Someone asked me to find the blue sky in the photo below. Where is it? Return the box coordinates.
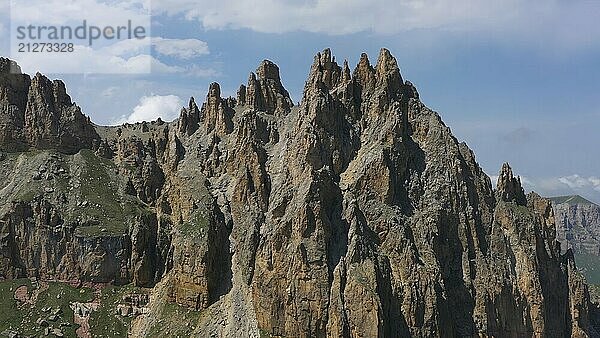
[1,0,599,202]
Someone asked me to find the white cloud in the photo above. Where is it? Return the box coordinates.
[153,38,209,59]
[113,95,183,125]
[102,37,210,59]
[8,0,154,74]
[153,0,600,51]
[558,175,600,192]
[4,1,212,75]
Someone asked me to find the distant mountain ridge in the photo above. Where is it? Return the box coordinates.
[551,195,598,206]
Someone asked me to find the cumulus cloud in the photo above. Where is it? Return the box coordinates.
[152,0,600,51]
[113,95,183,125]
[8,0,152,74]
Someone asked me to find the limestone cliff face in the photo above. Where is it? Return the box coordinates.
[0,50,597,337]
[551,196,600,255]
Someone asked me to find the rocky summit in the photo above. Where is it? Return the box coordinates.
[0,50,598,337]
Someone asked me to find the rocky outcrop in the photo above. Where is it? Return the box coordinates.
[0,52,597,338]
[0,65,99,153]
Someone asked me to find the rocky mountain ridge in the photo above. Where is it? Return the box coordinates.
[0,50,598,337]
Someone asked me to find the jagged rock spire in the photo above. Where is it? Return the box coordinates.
[341,60,351,83]
[178,97,200,136]
[353,53,376,93]
[245,72,260,109]
[305,48,344,92]
[237,84,247,104]
[300,48,416,125]
[52,79,72,107]
[243,60,293,115]
[201,82,234,135]
[0,59,30,149]
[496,163,527,205]
[375,48,403,99]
